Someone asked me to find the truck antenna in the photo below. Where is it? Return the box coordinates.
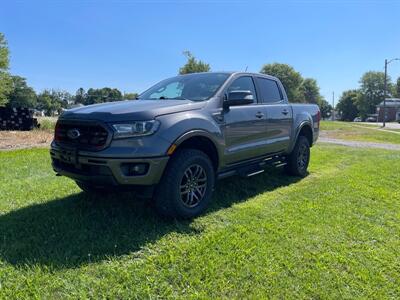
[245,66,248,72]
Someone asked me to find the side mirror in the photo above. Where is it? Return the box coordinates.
[223,90,254,109]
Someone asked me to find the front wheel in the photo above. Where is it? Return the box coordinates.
[154,149,215,219]
[285,136,310,177]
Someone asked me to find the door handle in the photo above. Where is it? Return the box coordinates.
[282,109,289,115]
[255,112,264,119]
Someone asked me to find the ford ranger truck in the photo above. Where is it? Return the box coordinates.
[50,72,320,218]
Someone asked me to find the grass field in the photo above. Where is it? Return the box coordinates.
[0,145,399,298]
[321,121,400,144]
[37,116,57,130]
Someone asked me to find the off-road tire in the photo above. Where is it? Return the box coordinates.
[285,135,310,177]
[154,149,215,219]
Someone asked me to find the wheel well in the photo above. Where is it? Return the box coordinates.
[176,136,219,170]
[298,125,313,146]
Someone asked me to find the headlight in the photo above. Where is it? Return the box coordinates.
[111,120,160,139]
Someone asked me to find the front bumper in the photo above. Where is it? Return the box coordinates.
[50,144,169,186]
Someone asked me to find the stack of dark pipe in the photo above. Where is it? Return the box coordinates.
[0,107,39,131]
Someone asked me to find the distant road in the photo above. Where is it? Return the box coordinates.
[319,137,400,150]
[359,122,400,130]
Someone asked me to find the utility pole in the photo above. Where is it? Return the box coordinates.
[383,58,400,127]
[332,91,335,121]
[383,59,387,127]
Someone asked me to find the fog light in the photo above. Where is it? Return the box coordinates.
[132,164,146,174]
[121,163,149,176]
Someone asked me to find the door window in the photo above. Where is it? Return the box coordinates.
[227,76,257,103]
[256,77,282,103]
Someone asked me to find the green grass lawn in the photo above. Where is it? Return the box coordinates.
[321,121,400,144]
[1,146,400,298]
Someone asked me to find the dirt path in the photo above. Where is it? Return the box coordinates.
[358,122,400,130]
[0,130,53,151]
[318,137,400,151]
[353,125,400,135]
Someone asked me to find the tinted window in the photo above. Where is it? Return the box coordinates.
[227,76,257,102]
[149,82,183,99]
[256,78,282,103]
[139,73,230,101]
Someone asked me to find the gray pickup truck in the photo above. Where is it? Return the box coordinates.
[51,72,320,218]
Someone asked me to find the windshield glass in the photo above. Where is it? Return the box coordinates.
[138,73,230,101]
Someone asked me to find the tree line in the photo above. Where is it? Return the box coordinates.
[4,75,138,116]
[336,72,400,121]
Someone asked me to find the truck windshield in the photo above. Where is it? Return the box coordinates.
[138,73,230,101]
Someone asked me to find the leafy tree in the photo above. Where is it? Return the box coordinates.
[298,78,330,118]
[299,78,322,104]
[0,73,12,107]
[395,77,400,98]
[37,90,60,116]
[0,33,12,106]
[85,88,123,105]
[123,92,138,100]
[260,63,302,102]
[356,71,392,119]
[7,75,37,108]
[0,33,8,70]
[53,90,74,109]
[336,90,360,121]
[36,89,72,115]
[74,88,132,104]
[179,51,210,75]
[75,88,86,104]
[106,88,122,102]
[318,98,332,119]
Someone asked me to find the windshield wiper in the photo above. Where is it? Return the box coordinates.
[158,96,190,101]
[172,96,190,100]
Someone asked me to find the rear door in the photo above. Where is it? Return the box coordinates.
[255,76,293,153]
[222,76,268,164]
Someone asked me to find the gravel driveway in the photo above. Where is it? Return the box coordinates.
[359,122,400,130]
[0,130,53,151]
[318,137,400,151]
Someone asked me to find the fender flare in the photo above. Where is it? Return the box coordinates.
[170,129,223,168]
[289,121,314,152]
[173,129,220,146]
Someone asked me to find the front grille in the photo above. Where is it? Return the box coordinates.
[55,120,110,150]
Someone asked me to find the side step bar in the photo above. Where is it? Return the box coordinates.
[246,169,265,177]
[218,155,287,180]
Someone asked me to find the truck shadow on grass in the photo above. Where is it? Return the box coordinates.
[0,169,302,269]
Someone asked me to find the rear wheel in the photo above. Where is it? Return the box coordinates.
[154,149,215,219]
[285,135,310,177]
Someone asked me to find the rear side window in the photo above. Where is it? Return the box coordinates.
[227,76,257,103]
[256,77,282,103]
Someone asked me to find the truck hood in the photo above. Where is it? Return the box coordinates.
[60,99,206,122]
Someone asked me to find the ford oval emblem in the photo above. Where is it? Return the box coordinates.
[67,128,81,139]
